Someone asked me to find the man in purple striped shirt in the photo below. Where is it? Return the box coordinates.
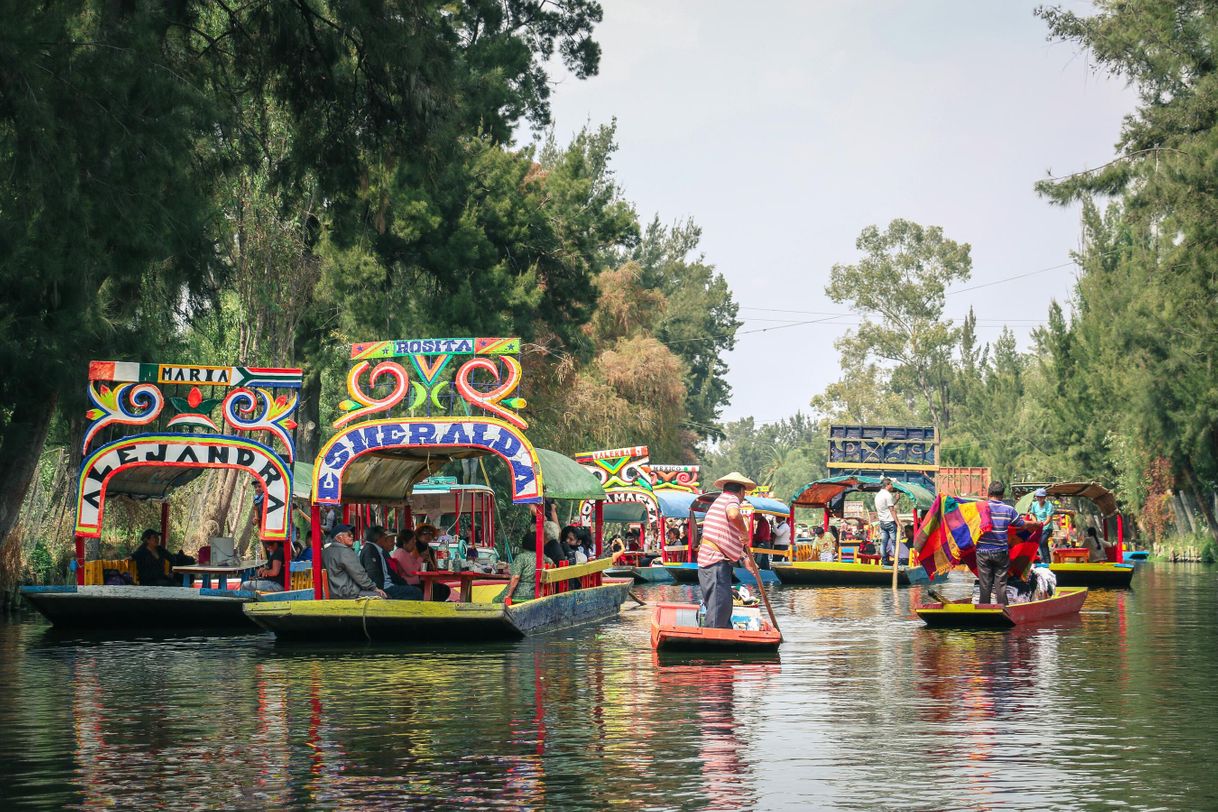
[976,480,1024,606]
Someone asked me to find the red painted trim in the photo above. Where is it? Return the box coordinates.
[535,507,545,597]
[74,535,85,586]
[311,504,323,599]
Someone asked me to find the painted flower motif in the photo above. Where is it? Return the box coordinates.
[168,386,222,430]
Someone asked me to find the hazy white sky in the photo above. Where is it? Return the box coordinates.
[535,1,1135,426]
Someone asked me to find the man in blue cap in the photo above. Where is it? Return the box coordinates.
[1029,488,1056,563]
[322,523,386,599]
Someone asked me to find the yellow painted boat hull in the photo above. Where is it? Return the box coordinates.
[772,561,915,586]
[243,580,632,642]
[1049,563,1134,588]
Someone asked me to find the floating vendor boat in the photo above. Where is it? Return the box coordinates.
[1013,481,1135,588]
[244,337,631,642]
[650,601,782,652]
[21,358,310,631]
[773,475,937,587]
[915,586,1088,628]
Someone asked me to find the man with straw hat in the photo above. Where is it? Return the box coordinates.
[698,471,763,628]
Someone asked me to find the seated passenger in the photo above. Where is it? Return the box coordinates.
[360,525,423,600]
[322,524,385,599]
[816,527,838,562]
[408,530,451,602]
[560,525,586,564]
[576,526,595,560]
[1083,527,1110,562]
[390,528,416,578]
[131,529,178,586]
[495,531,555,603]
[240,540,287,592]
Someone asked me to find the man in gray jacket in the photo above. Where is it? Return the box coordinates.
[322,524,385,599]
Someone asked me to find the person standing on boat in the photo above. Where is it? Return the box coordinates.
[977,481,1025,606]
[875,478,899,565]
[772,514,791,565]
[698,472,763,629]
[322,524,386,600]
[1029,488,1056,563]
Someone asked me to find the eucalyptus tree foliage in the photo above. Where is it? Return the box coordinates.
[825,219,973,429]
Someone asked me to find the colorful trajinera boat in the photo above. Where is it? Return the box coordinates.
[915,586,1088,628]
[244,337,631,642]
[772,476,937,587]
[575,447,705,584]
[660,492,792,586]
[1013,481,1135,588]
[21,359,307,630]
[650,601,782,652]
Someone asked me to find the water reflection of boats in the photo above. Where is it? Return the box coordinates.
[246,337,630,643]
[916,587,1088,628]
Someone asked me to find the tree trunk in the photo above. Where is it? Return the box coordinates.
[1171,491,1193,535]
[0,389,58,553]
[1181,458,1218,542]
[297,365,323,464]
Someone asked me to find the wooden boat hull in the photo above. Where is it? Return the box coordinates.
[20,585,257,630]
[663,563,701,584]
[772,562,917,586]
[732,567,780,586]
[243,579,632,642]
[632,566,675,584]
[916,586,1088,628]
[650,602,781,652]
[1049,562,1135,588]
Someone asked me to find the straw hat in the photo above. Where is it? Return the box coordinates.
[713,471,757,490]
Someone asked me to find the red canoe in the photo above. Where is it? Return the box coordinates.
[650,602,782,651]
[915,586,1088,628]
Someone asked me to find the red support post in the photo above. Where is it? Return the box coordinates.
[74,534,85,586]
[535,505,545,597]
[822,508,831,531]
[311,504,324,600]
[471,492,479,549]
[594,500,604,557]
[160,502,170,549]
[659,515,667,563]
[688,510,696,563]
[1116,514,1124,564]
[404,505,413,531]
[342,504,351,524]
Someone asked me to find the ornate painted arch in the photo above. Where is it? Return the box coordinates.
[76,433,293,540]
[312,417,543,505]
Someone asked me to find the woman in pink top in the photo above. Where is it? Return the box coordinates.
[391,529,422,585]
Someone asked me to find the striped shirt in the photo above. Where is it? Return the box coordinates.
[698,492,747,567]
[978,500,1024,552]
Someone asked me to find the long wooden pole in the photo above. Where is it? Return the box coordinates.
[753,565,781,637]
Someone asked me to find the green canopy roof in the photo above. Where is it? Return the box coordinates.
[790,475,935,511]
[536,448,607,501]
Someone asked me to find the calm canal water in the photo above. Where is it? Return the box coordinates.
[1,562,1215,810]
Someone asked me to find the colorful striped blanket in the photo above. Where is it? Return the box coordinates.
[914,495,1042,579]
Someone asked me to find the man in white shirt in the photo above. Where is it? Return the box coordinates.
[772,515,791,561]
[874,479,899,564]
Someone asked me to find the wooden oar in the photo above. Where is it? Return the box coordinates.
[749,566,782,637]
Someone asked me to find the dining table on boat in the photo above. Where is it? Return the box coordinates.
[172,564,257,589]
[407,570,509,602]
[1051,548,1091,563]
